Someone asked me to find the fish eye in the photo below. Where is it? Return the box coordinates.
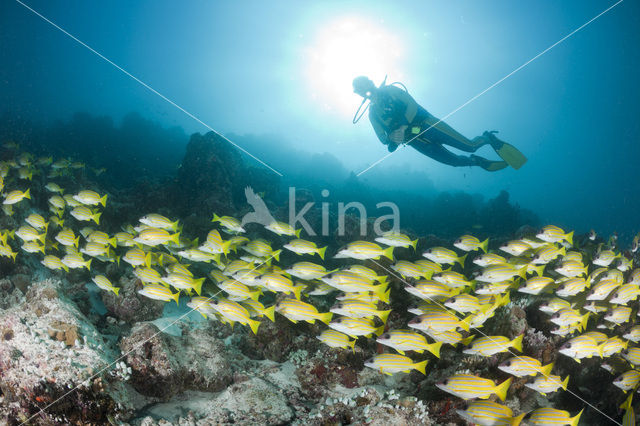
[442,379,449,386]
[382,333,390,339]
[505,361,511,366]
[566,343,572,348]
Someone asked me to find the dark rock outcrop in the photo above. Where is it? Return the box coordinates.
[120,322,232,399]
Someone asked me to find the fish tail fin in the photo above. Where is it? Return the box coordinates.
[517,265,528,279]
[457,253,468,266]
[383,246,394,261]
[380,288,391,304]
[99,193,107,207]
[113,287,120,296]
[570,409,583,426]
[44,221,49,233]
[566,231,574,246]
[461,334,475,345]
[61,264,69,272]
[108,236,116,248]
[193,278,205,296]
[221,240,232,255]
[558,246,566,257]
[24,188,31,199]
[428,341,443,358]
[411,238,418,251]
[10,251,17,262]
[85,259,92,270]
[93,211,102,225]
[170,232,181,245]
[212,213,220,222]
[378,309,392,324]
[172,291,180,305]
[144,252,152,268]
[561,375,570,390]
[540,361,554,376]
[510,413,526,426]
[581,312,590,332]
[621,392,633,410]
[37,232,46,244]
[413,360,428,375]
[478,238,488,253]
[374,283,389,302]
[500,291,511,306]
[459,315,472,332]
[495,377,512,402]
[349,338,356,353]
[263,305,275,322]
[294,228,301,238]
[374,325,385,337]
[317,246,327,260]
[511,334,524,352]
[533,264,545,276]
[478,302,493,314]
[292,285,302,300]
[319,312,333,325]
[38,244,45,254]
[249,288,263,301]
[171,220,180,231]
[272,249,281,262]
[73,236,79,248]
[248,318,260,335]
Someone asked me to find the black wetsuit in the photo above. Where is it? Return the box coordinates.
[368,85,488,167]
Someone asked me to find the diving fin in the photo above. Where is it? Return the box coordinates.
[485,131,527,169]
[470,154,508,172]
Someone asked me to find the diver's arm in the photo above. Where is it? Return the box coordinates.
[370,114,392,146]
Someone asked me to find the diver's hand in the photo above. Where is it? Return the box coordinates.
[388,125,407,145]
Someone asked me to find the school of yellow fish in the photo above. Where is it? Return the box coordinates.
[2,144,640,425]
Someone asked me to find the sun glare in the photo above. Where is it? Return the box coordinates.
[304,16,406,116]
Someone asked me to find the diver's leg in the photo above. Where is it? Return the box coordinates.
[419,118,488,153]
[411,139,507,171]
[410,140,476,167]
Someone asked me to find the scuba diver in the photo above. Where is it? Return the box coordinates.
[352,76,527,171]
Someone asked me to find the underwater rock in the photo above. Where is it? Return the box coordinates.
[238,316,298,362]
[136,377,293,426]
[211,377,293,425]
[173,131,279,218]
[0,279,123,424]
[9,273,31,294]
[102,273,164,323]
[295,347,365,401]
[0,278,22,310]
[120,322,232,400]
